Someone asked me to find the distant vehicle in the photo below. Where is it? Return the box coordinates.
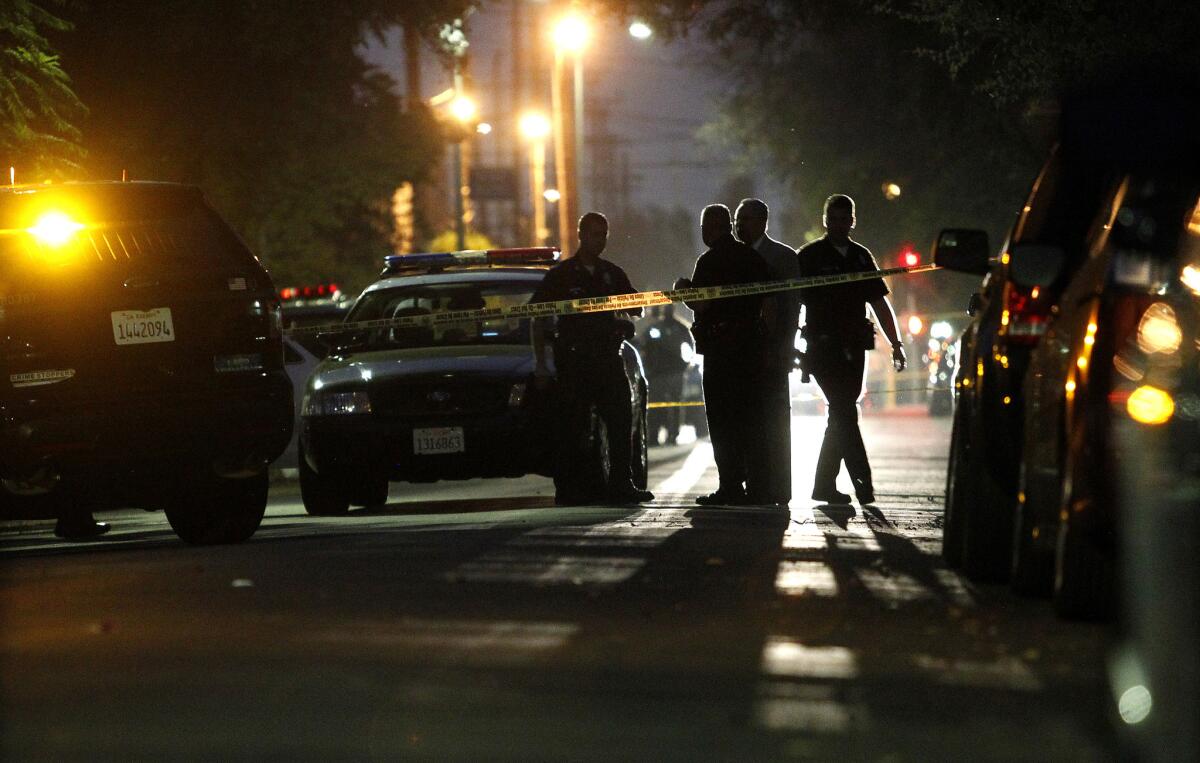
[0,182,292,543]
[925,322,958,417]
[935,146,1116,581]
[277,285,351,470]
[297,248,650,515]
[1014,171,1200,618]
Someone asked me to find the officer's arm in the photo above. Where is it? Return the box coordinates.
[868,296,901,347]
[869,295,907,371]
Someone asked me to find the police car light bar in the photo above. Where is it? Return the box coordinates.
[384,247,560,272]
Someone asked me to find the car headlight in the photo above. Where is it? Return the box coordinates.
[302,390,372,416]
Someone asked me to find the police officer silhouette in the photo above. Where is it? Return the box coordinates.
[530,212,655,506]
[797,194,906,506]
[675,204,773,505]
[735,198,801,505]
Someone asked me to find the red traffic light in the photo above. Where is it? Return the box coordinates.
[900,248,921,268]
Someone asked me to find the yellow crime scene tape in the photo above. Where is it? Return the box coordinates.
[284,263,943,338]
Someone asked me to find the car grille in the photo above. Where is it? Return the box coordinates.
[372,381,509,417]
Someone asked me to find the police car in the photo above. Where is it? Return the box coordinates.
[0,181,293,543]
[297,248,650,515]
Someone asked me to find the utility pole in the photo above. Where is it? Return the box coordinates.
[511,0,525,244]
[552,46,578,255]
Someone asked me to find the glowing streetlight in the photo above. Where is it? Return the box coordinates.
[544,188,561,203]
[883,182,902,200]
[475,122,492,135]
[449,95,477,124]
[628,21,653,40]
[553,15,590,52]
[520,111,552,246]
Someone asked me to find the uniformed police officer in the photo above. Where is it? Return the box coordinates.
[797,194,906,506]
[637,304,693,445]
[735,198,801,506]
[530,212,654,506]
[675,204,773,505]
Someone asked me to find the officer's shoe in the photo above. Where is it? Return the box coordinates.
[696,489,745,506]
[53,517,111,540]
[609,484,654,505]
[811,488,852,505]
[855,487,876,506]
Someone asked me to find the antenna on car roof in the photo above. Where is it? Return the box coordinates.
[9,167,13,186]
[121,169,128,182]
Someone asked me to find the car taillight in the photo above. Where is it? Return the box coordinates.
[999,284,1051,345]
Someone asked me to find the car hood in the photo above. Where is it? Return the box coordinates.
[310,344,539,392]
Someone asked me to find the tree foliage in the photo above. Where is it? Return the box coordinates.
[52,0,467,290]
[0,0,85,177]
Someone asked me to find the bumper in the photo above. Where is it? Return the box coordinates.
[1,372,294,482]
[302,408,553,482]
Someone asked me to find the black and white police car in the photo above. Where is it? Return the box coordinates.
[296,248,650,515]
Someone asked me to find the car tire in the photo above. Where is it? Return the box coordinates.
[165,471,268,545]
[350,472,389,508]
[1010,488,1054,596]
[1053,422,1114,620]
[1054,514,1114,620]
[299,445,350,516]
[632,401,649,490]
[959,409,1014,583]
[942,406,969,568]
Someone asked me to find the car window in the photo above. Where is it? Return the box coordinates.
[283,307,349,357]
[347,280,537,349]
[1013,152,1119,259]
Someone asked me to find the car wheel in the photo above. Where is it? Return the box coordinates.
[632,401,649,490]
[1053,423,1114,620]
[165,471,268,545]
[350,472,389,508]
[959,409,1014,583]
[299,445,350,516]
[1010,467,1054,596]
[942,406,969,568]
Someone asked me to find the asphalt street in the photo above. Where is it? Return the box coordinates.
[0,411,1116,761]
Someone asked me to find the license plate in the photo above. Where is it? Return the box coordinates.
[413,427,465,455]
[111,308,175,345]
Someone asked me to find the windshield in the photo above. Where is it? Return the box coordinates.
[345,279,538,350]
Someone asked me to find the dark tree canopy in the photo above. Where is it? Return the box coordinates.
[51,0,468,290]
[0,0,85,177]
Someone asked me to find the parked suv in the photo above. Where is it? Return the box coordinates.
[0,182,292,543]
[935,149,1115,580]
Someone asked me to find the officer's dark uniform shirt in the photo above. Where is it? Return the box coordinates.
[529,257,638,348]
[796,236,888,343]
[690,234,770,330]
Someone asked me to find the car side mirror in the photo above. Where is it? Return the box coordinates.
[932,229,991,275]
[1008,243,1066,288]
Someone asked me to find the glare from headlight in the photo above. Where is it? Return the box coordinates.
[1136,302,1182,355]
[303,390,371,416]
[27,211,84,247]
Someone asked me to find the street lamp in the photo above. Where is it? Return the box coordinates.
[551,12,589,254]
[448,94,478,250]
[519,111,551,247]
[628,21,652,40]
